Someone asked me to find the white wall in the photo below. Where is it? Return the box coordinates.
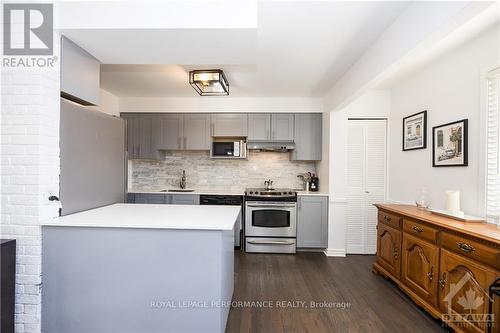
[88,89,120,116]
[387,25,499,216]
[323,1,492,112]
[119,97,323,114]
[316,111,330,192]
[325,90,390,256]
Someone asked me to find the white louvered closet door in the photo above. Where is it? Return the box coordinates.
[346,119,387,254]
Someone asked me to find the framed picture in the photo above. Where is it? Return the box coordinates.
[402,110,427,151]
[432,119,468,167]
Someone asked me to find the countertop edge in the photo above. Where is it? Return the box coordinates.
[374,203,500,245]
[128,189,329,196]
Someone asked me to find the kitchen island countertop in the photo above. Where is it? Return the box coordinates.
[43,203,241,230]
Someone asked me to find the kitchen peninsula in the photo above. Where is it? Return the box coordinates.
[41,203,241,333]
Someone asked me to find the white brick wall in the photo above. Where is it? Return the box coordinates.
[1,32,61,333]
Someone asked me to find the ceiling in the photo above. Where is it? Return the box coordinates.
[86,2,411,97]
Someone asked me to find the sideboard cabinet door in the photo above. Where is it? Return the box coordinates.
[401,233,439,306]
[438,249,498,333]
[376,223,401,279]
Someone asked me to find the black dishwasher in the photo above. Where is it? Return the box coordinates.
[200,195,243,248]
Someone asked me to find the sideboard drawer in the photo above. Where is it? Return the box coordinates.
[378,211,402,229]
[441,232,500,270]
[403,219,438,244]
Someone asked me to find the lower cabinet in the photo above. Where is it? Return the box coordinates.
[376,222,401,278]
[127,193,200,205]
[402,233,439,306]
[132,193,167,204]
[374,205,500,333]
[297,195,328,248]
[170,194,200,205]
[438,249,498,333]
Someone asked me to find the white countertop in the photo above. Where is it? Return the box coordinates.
[296,191,329,196]
[128,189,245,196]
[128,189,328,196]
[43,203,241,231]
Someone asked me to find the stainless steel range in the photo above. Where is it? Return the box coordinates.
[244,187,297,254]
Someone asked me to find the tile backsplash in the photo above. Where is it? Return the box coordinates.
[129,151,316,191]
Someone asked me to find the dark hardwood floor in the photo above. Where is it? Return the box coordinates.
[226,252,450,333]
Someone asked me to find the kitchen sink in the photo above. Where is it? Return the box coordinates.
[165,189,195,193]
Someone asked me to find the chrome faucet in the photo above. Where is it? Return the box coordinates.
[180,170,187,189]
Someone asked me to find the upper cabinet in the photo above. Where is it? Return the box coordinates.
[211,114,248,137]
[157,114,183,150]
[121,112,322,160]
[247,113,294,142]
[61,36,100,106]
[122,114,159,160]
[248,114,271,141]
[292,113,322,161]
[183,114,211,150]
[271,113,294,141]
[156,114,210,150]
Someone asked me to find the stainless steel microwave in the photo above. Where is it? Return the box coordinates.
[211,140,247,159]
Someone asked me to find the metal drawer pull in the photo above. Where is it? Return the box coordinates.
[393,249,398,260]
[439,272,447,289]
[384,216,392,222]
[247,240,295,246]
[457,242,475,253]
[412,226,423,233]
[427,267,434,281]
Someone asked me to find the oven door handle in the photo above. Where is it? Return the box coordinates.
[247,240,295,245]
[246,204,296,208]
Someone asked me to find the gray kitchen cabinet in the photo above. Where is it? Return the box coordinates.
[292,113,322,161]
[183,114,210,150]
[122,113,159,160]
[156,114,210,150]
[297,195,328,248]
[247,113,271,141]
[132,194,167,204]
[61,36,100,106]
[271,113,294,141]
[170,194,200,205]
[211,114,248,137]
[157,114,183,150]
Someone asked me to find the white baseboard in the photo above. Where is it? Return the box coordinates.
[323,248,346,257]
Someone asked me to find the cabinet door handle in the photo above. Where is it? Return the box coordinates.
[393,248,398,260]
[412,225,423,233]
[266,129,270,140]
[427,267,434,281]
[439,272,447,289]
[457,242,475,253]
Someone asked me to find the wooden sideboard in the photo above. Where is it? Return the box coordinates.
[373,204,500,333]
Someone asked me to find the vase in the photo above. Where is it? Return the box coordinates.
[415,188,431,210]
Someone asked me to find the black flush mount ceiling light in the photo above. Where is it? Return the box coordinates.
[189,69,229,96]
